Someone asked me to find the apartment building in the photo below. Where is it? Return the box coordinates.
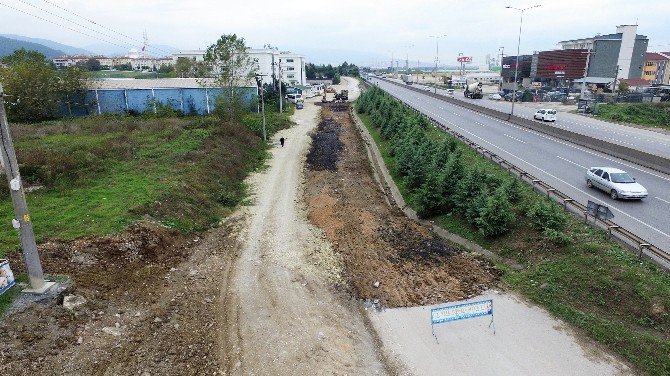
[643,52,670,85]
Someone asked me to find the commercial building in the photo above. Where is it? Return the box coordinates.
[643,52,670,85]
[558,25,648,85]
[529,49,588,88]
[500,55,533,90]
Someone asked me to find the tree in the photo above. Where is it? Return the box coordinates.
[204,34,257,121]
[0,49,89,122]
[175,57,194,77]
[59,67,90,116]
[476,188,516,237]
[618,81,630,93]
[332,72,341,85]
[77,58,101,71]
[0,50,59,122]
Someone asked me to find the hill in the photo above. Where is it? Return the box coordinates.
[0,36,65,60]
[1,34,91,55]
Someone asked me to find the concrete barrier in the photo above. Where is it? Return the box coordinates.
[380,79,670,175]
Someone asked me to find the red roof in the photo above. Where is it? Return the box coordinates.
[646,52,670,60]
[620,78,650,87]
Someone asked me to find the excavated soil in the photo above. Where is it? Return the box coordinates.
[305,102,500,308]
[1,219,242,375]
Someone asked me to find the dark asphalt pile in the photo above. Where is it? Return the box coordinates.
[306,114,343,171]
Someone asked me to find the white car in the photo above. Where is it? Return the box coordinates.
[488,93,502,100]
[534,109,557,122]
[445,89,455,95]
[585,167,648,200]
[424,86,432,91]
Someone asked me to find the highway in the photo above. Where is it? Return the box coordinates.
[370,77,670,257]
[400,80,670,159]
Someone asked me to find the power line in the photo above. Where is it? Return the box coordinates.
[39,0,174,56]
[0,1,130,51]
[16,0,140,53]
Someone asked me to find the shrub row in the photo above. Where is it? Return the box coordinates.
[357,86,567,238]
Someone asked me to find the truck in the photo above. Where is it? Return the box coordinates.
[401,74,414,85]
[464,82,483,99]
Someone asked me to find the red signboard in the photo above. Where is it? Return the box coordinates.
[457,56,472,63]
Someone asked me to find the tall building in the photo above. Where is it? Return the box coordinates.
[558,25,648,82]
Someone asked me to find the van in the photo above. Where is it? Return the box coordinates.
[286,93,302,104]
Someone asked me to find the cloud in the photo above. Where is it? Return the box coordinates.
[0,0,668,64]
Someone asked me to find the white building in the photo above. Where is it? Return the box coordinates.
[171,48,307,87]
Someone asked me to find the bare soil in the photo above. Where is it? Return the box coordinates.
[1,220,242,375]
[304,102,500,308]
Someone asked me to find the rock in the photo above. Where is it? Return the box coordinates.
[540,283,549,289]
[102,326,122,336]
[154,317,163,323]
[373,281,380,288]
[77,336,83,345]
[63,294,87,311]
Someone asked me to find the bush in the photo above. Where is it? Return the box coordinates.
[477,188,516,237]
[526,199,567,231]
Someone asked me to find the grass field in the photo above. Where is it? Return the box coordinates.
[597,102,670,129]
[358,100,670,375]
[0,109,292,313]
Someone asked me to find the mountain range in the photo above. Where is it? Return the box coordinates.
[0,34,180,59]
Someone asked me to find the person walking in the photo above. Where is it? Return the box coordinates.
[280,137,285,147]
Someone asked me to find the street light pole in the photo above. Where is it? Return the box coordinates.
[506,4,541,119]
[429,35,447,93]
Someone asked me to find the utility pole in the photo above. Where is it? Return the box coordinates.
[277,59,283,113]
[498,47,505,91]
[255,75,267,141]
[0,84,53,293]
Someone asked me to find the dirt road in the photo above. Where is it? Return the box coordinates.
[218,90,387,374]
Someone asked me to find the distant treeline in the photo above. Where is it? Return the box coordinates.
[305,62,359,82]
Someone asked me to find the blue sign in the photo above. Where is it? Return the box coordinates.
[0,259,16,296]
[431,299,493,324]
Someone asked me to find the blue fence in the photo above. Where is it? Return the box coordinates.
[67,87,258,116]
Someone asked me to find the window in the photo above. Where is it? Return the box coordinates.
[287,74,295,78]
[286,67,295,71]
[286,59,294,63]
[602,172,609,181]
[645,61,654,66]
[594,169,603,177]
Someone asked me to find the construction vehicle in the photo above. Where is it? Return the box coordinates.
[464,82,483,99]
[325,85,337,94]
[335,89,349,101]
[401,74,414,85]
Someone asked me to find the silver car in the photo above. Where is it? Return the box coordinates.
[585,167,648,200]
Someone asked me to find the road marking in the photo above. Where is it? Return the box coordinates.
[379,80,670,182]
[428,114,670,240]
[655,197,670,205]
[557,156,587,169]
[504,134,526,144]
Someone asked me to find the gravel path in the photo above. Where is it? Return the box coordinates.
[219,89,386,375]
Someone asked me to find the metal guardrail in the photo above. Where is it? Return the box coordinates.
[362,79,670,267]
[378,78,670,175]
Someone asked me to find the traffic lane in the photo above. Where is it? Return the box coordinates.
[443,89,670,157]
[372,79,670,251]
[412,84,670,233]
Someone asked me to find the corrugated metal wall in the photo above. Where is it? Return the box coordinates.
[74,87,257,116]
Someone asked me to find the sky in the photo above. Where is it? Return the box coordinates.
[1,0,669,66]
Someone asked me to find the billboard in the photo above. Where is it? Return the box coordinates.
[457,56,473,63]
